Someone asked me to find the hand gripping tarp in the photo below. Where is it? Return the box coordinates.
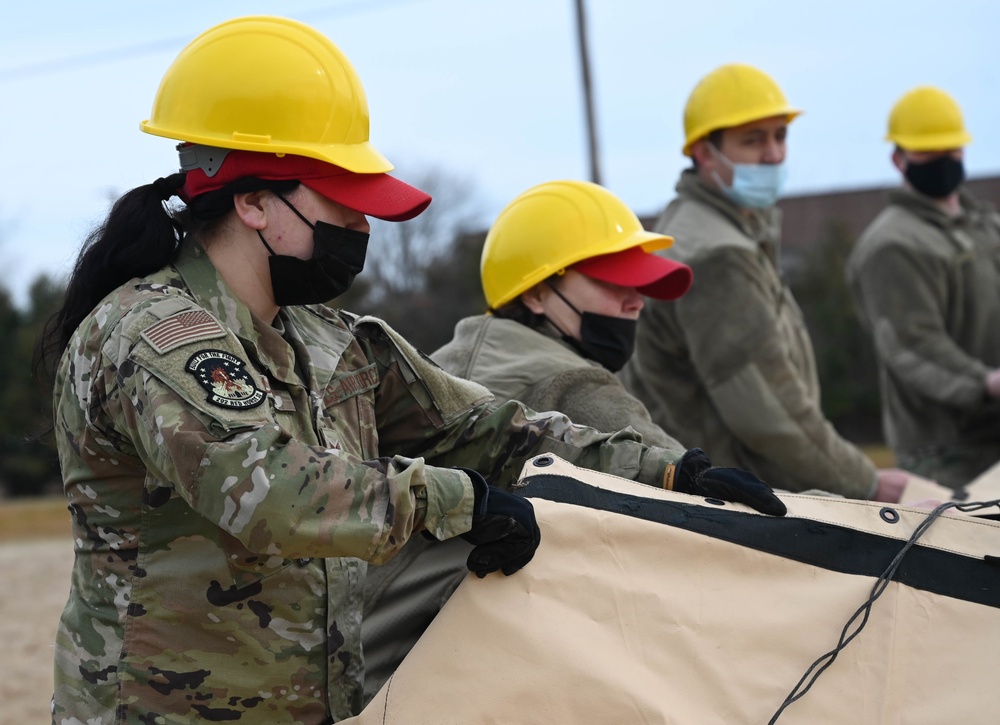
[346,454,1000,724]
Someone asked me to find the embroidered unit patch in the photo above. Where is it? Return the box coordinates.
[141,310,226,354]
[186,349,265,409]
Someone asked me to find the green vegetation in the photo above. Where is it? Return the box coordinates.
[0,178,888,498]
[0,276,63,498]
[789,220,883,444]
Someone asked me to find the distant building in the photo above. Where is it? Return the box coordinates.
[639,174,1000,279]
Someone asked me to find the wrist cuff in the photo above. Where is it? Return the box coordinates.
[663,464,678,491]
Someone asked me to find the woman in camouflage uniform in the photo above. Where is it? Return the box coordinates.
[35,17,784,725]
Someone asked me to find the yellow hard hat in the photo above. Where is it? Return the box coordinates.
[682,63,802,156]
[140,16,391,173]
[481,180,685,309]
[886,86,972,151]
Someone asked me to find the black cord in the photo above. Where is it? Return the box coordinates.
[768,498,1000,724]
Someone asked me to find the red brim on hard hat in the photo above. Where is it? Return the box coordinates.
[180,149,431,221]
[572,245,693,301]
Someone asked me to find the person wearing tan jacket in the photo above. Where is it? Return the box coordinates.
[361,180,786,703]
[848,87,1000,490]
[623,63,905,502]
[433,181,693,449]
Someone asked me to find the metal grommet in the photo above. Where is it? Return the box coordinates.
[704,497,726,506]
[879,507,900,524]
[533,456,554,467]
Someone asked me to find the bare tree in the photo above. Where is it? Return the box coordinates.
[363,167,483,296]
[339,165,489,351]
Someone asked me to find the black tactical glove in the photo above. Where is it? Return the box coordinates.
[668,448,787,517]
[458,468,541,578]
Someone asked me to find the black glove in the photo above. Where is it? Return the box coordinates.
[458,468,541,578]
[671,448,787,517]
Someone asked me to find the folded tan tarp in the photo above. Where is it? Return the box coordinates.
[900,469,999,518]
[966,459,1000,502]
[899,473,956,506]
[346,455,1000,724]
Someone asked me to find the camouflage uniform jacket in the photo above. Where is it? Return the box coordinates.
[847,188,1000,486]
[431,314,684,450]
[51,239,685,724]
[623,170,877,498]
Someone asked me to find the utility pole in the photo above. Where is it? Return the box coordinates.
[573,0,602,185]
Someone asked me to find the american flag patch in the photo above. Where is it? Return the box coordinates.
[140,309,226,354]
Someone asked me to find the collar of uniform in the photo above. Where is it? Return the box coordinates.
[886,186,987,230]
[277,306,358,393]
[675,169,784,264]
[173,239,260,342]
[174,240,359,394]
[460,315,600,403]
[675,169,783,246]
[172,237,290,383]
[531,318,597,360]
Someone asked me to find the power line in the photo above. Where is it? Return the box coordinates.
[0,0,428,82]
[0,38,187,82]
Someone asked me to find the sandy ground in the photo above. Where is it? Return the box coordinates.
[0,536,72,723]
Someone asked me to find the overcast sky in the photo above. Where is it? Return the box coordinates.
[2,0,998,306]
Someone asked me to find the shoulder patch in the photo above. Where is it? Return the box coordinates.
[141,309,226,354]
[186,349,265,409]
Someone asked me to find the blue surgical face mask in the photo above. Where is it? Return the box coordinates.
[710,148,788,209]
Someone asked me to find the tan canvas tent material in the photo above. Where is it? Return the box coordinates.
[899,473,957,506]
[900,469,998,518]
[346,455,1000,725]
[965,459,1000,502]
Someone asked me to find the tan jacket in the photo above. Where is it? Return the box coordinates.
[847,188,1000,487]
[624,171,877,498]
[360,315,688,704]
[432,314,684,450]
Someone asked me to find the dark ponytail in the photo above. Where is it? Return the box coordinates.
[33,174,301,385]
[33,173,186,384]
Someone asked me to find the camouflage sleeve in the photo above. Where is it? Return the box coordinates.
[676,250,876,498]
[352,318,687,491]
[849,243,990,408]
[427,400,687,492]
[104,320,474,565]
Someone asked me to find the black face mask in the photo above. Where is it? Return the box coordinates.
[546,283,638,373]
[904,155,965,199]
[258,195,369,306]
[573,313,638,373]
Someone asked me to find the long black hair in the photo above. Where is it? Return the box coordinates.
[33,173,299,386]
